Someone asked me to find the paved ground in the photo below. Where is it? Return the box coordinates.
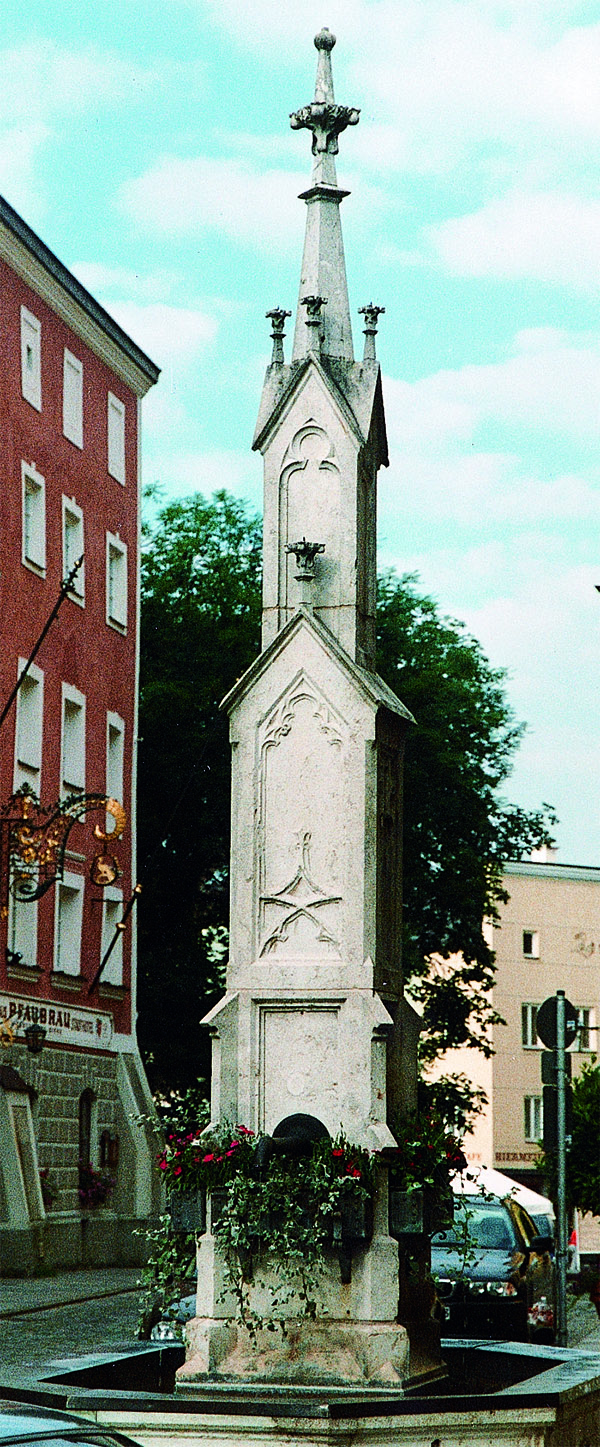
[0,1268,143,1372]
[0,1268,599,1378]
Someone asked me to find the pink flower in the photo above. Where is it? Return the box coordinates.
[174,1166,182,1176]
[236,1125,254,1136]
[159,1161,167,1172]
[202,1153,215,1163]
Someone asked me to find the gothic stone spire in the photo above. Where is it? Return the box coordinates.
[290,29,359,361]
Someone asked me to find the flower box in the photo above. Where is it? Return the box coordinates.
[389,1184,454,1239]
[389,1187,425,1237]
[168,1188,206,1234]
[335,1194,373,1246]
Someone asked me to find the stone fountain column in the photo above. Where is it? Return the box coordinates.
[178,28,422,1390]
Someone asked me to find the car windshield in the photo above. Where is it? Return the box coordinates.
[432,1200,516,1251]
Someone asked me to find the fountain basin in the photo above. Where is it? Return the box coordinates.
[1,1340,600,1446]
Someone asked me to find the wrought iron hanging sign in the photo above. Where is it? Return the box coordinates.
[0,789,126,916]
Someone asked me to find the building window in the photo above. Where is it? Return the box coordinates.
[576,1008,595,1053]
[521,1003,540,1049]
[20,306,41,411]
[13,660,43,795]
[8,891,38,971]
[54,872,84,975]
[101,888,123,986]
[62,497,84,600]
[22,462,46,573]
[63,349,83,448]
[524,1095,543,1142]
[106,534,127,631]
[523,930,540,958]
[61,684,86,797]
[106,712,124,803]
[107,392,125,483]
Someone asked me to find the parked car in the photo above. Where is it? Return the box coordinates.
[432,1193,555,1342]
[452,1164,555,1241]
[0,1402,142,1447]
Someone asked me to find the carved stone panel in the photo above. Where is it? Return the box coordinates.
[258,1003,341,1134]
[257,679,346,961]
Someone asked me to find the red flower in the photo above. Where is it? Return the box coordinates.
[202,1153,215,1163]
[174,1166,182,1176]
[332,1148,344,1158]
[236,1125,254,1136]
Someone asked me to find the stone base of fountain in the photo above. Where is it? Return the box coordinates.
[178,1316,412,1387]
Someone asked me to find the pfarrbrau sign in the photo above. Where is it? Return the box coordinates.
[0,992,113,1049]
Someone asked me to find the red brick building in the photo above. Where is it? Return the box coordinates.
[0,194,162,1272]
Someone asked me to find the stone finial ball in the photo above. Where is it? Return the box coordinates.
[314,27,336,50]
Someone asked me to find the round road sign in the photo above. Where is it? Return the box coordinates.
[536,995,579,1050]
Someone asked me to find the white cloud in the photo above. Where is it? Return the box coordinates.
[0,125,50,221]
[142,447,261,504]
[200,0,600,187]
[0,40,149,122]
[384,330,600,453]
[120,154,304,249]
[429,192,600,289]
[72,262,182,303]
[104,301,218,371]
[0,40,151,217]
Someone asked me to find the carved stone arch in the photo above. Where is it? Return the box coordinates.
[278,420,341,614]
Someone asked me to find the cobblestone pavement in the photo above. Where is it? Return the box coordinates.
[0,1269,598,1383]
[0,1269,143,1374]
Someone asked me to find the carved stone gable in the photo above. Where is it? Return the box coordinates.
[257,675,346,960]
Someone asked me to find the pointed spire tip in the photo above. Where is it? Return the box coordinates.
[314,28,336,51]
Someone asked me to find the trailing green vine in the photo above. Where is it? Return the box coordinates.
[156,1121,375,1335]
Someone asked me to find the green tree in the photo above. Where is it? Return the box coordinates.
[137,489,261,1093]
[568,1062,600,1216]
[376,573,556,1072]
[137,491,555,1098]
[540,1060,600,1217]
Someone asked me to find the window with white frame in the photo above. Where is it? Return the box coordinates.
[13,661,43,795]
[101,887,123,986]
[521,1003,540,1049]
[22,462,46,573]
[62,496,84,600]
[576,1007,595,1052]
[63,349,83,448]
[8,890,38,971]
[106,712,124,804]
[20,306,41,410]
[107,392,125,483]
[61,684,86,796]
[106,534,127,630]
[523,930,540,958]
[524,1095,543,1142]
[54,872,84,975]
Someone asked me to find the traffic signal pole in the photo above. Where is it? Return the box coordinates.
[556,989,568,1347]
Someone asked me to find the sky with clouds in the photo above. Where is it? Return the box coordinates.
[5,0,600,863]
